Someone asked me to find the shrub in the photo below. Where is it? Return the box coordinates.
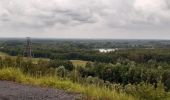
[49,59,74,71]
[0,67,24,82]
[56,66,66,77]
[124,82,168,100]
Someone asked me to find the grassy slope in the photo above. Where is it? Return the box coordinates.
[0,67,136,100]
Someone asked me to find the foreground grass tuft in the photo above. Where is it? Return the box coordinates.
[0,67,135,100]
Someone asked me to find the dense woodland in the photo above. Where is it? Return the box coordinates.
[0,38,170,99]
[1,39,170,63]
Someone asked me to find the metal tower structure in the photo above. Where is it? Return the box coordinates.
[23,37,32,57]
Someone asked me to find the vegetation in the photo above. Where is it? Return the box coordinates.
[70,60,88,67]
[0,39,170,100]
[0,56,169,100]
[0,51,9,56]
[0,67,136,100]
[1,39,170,63]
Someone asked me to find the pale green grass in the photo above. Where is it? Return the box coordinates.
[0,67,136,100]
[0,52,9,56]
[70,60,88,67]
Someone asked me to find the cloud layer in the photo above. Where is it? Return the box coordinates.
[0,0,170,39]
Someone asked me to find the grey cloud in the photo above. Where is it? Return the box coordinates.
[0,0,170,39]
[0,0,98,28]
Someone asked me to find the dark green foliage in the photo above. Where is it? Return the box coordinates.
[124,82,168,100]
[1,39,170,63]
[162,70,170,91]
[49,59,73,71]
[78,60,170,90]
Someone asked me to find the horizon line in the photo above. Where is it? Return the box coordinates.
[0,37,170,40]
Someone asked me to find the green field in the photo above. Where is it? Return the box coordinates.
[0,51,49,64]
[70,60,88,67]
[0,52,9,56]
[0,52,87,66]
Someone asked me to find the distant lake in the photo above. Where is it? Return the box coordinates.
[97,48,118,53]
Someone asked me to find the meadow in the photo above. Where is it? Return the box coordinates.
[70,60,88,67]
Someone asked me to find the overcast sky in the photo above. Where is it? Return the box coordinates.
[0,0,170,39]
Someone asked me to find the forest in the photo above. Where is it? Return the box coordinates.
[0,38,170,100]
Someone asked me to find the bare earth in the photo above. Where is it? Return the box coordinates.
[0,81,78,100]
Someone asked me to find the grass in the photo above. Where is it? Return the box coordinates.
[0,52,9,56]
[0,52,85,66]
[22,57,50,64]
[0,51,49,64]
[70,60,88,67]
[0,67,136,100]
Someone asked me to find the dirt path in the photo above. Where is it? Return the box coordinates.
[0,81,79,100]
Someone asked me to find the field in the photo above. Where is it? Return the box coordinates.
[0,52,9,56]
[0,51,89,67]
[0,52,87,66]
[70,60,88,67]
[0,52,49,64]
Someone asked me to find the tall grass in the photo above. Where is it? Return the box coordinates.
[0,67,136,100]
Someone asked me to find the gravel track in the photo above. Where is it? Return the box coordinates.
[0,81,79,100]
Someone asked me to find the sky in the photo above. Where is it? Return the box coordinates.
[0,0,170,39]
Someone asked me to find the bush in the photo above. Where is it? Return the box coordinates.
[55,66,66,77]
[49,59,73,71]
[124,82,168,100]
[0,68,24,82]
